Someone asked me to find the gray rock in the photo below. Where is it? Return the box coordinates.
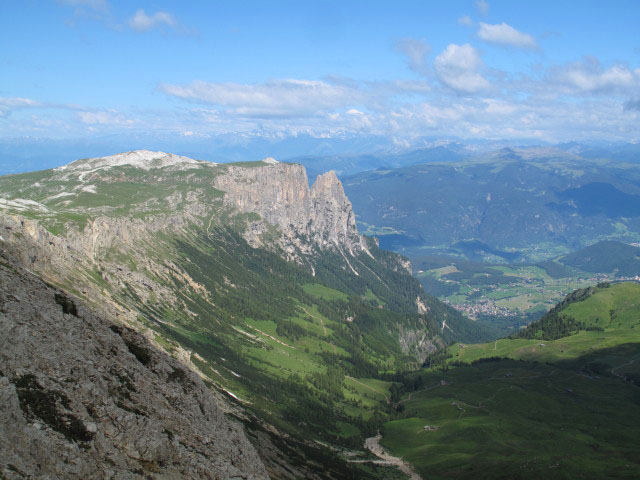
[213,164,368,258]
[0,253,268,480]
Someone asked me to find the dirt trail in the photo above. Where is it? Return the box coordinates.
[301,306,337,354]
[301,306,328,336]
[611,359,636,378]
[346,376,389,402]
[362,434,422,480]
[400,382,443,403]
[247,325,297,349]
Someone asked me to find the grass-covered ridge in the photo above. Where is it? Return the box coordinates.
[378,281,640,479]
[448,282,640,365]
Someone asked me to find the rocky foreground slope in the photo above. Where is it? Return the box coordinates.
[0,252,268,480]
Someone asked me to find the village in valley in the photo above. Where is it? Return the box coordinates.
[418,262,640,322]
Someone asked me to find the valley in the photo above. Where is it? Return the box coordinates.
[0,151,488,479]
[411,252,639,335]
[341,151,640,336]
[4,3,640,479]
[2,150,640,479]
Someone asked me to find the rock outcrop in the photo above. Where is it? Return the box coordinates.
[0,252,268,480]
[213,163,367,256]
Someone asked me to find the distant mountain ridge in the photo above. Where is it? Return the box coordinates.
[559,240,640,276]
[342,154,640,261]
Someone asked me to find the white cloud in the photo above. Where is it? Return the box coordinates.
[56,0,111,23]
[3,89,638,143]
[389,80,431,94]
[0,97,42,117]
[458,15,473,26]
[434,44,489,93]
[395,38,431,75]
[0,97,40,108]
[553,57,640,93]
[128,9,177,32]
[160,79,362,116]
[77,110,134,126]
[483,98,518,115]
[475,0,489,16]
[477,22,537,49]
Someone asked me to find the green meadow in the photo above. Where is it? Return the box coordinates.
[382,282,640,479]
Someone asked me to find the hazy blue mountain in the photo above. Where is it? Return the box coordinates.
[342,150,640,261]
[559,240,640,276]
[290,145,465,180]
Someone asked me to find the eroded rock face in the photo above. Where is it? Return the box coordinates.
[0,253,268,480]
[310,171,364,254]
[213,164,367,256]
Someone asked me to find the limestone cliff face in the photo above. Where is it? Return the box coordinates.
[213,164,368,257]
[310,171,364,254]
[0,252,268,480]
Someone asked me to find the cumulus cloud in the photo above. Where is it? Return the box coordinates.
[477,22,537,49]
[475,0,489,16]
[128,9,177,32]
[552,57,640,93]
[458,15,473,26]
[159,79,363,117]
[395,38,431,75]
[434,44,489,93]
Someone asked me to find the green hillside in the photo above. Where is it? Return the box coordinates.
[449,282,640,365]
[383,358,640,479]
[380,282,640,479]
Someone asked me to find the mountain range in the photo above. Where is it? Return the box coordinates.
[3,148,640,479]
[341,147,640,262]
[0,150,490,479]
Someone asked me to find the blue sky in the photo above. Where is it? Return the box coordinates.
[1,0,640,146]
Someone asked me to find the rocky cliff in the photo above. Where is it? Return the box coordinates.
[0,251,268,480]
[213,162,368,257]
[0,151,369,265]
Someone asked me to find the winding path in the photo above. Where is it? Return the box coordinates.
[611,359,636,378]
[346,376,389,402]
[301,305,337,354]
